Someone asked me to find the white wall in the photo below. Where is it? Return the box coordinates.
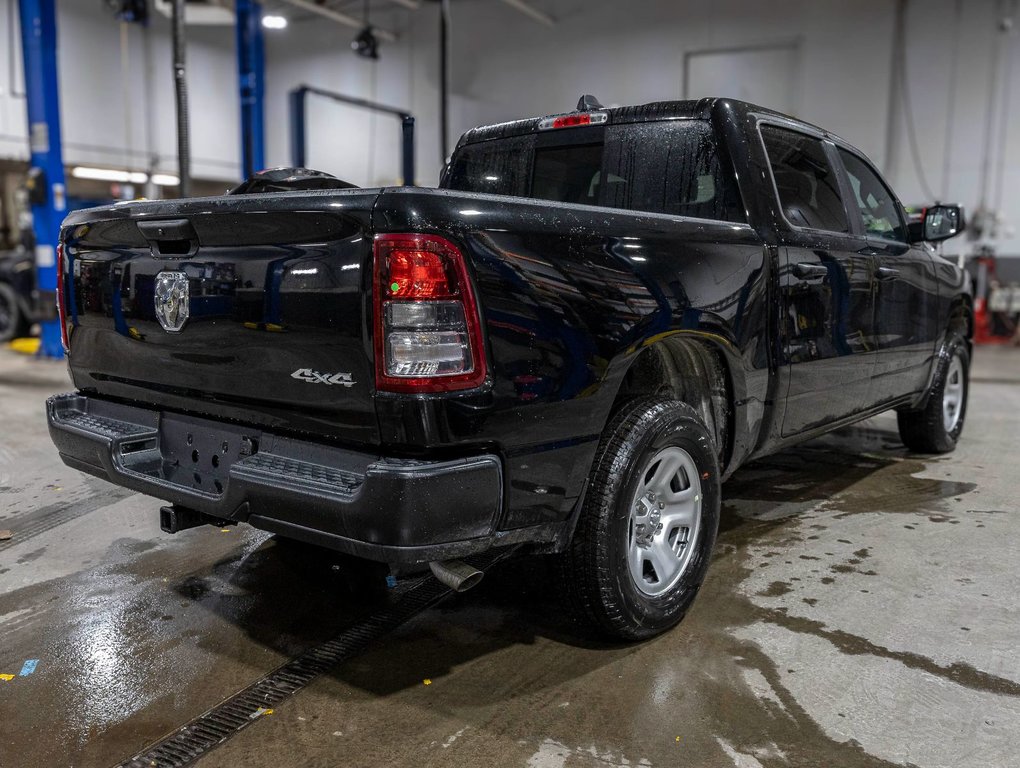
[425,0,1020,256]
[0,0,1016,254]
[0,0,240,180]
[261,3,481,187]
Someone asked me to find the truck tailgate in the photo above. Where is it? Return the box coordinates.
[62,191,381,445]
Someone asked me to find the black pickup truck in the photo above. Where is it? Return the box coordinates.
[47,98,970,639]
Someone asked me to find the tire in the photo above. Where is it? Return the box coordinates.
[0,283,23,344]
[897,335,969,454]
[557,398,721,641]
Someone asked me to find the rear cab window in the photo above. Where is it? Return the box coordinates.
[444,119,745,223]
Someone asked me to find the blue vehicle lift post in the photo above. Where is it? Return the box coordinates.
[235,0,266,179]
[18,0,66,359]
[289,85,415,185]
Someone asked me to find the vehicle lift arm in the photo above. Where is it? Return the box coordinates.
[289,85,415,186]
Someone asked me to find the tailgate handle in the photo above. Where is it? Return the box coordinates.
[876,266,900,282]
[137,219,197,256]
[792,262,829,280]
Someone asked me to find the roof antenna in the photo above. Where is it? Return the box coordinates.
[576,94,604,111]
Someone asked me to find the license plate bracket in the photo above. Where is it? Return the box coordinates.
[158,414,260,495]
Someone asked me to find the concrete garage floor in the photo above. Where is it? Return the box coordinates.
[1,348,1018,768]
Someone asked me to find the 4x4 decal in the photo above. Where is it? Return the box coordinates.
[290,369,356,387]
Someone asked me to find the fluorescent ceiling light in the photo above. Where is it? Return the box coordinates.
[150,173,180,186]
[72,166,147,184]
[262,14,287,29]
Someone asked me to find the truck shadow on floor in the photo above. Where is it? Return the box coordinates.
[167,418,951,702]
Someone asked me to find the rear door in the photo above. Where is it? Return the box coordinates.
[835,147,939,402]
[758,124,878,436]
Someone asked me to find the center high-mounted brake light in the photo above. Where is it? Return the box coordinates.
[538,111,608,131]
[373,234,487,393]
[56,242,70,353]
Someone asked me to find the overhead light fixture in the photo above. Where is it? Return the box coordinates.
[352,26,379,59]
[262,14,287,29]
[151,173,180,186]
[72,166,147,184]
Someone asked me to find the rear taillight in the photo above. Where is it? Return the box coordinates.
[373,234,487,393]
[56,242,69,353]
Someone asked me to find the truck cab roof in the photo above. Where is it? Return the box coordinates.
[456,97,844,150]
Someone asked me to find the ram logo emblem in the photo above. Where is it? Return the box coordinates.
[154,271,190,333]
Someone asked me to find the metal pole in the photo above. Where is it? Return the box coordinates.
[882,0,906,179]
[439,0,449,163]
[401,115,415,186]
[289,87,307,168]
[171,0,191,196]
[236,0,265,180]
[17,0,65,359]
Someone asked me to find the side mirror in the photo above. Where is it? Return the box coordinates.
[909,204,966,243]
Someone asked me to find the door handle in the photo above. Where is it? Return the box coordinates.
[876,266,900,281]
[793,262,829,279]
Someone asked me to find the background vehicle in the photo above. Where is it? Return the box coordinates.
[0,248,37,343]
[47,98,970,639]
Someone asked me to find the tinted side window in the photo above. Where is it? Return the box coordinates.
[838,148,907,242]
[761,125,848,232]
[444,135,532,197]
[602,121,745,222]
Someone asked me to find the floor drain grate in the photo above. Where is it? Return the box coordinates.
[114,552,507,768]
[0,487,135,554]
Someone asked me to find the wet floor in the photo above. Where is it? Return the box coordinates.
[1,347,1018,768]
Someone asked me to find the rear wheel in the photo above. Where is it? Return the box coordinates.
[897,335,969,453]
[557,398,721,640]
[0,283,23,344]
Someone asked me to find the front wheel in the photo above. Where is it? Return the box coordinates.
[557,398,721,640]
[897,335,969,453]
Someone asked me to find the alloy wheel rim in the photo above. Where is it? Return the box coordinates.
[943,355,964,433]
[627,446,703,597]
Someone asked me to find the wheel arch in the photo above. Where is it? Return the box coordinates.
[606,333,738,473]
[947,292,974,347]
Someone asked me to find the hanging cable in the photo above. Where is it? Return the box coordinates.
[978,0,1006,213]
[368,49,378,184]
[440,0,450,163]
[940,0,962,199]
[120,21,135,185]
[171,0,191,197]
[992,0,1016,214]
[895,0,937,201]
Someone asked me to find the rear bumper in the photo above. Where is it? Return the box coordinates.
[46,393,512,564]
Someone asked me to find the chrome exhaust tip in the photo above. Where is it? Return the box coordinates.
[428,559,484,592]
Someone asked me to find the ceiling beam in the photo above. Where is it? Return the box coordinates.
[277,0,398,42]
[498,0,555,26]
